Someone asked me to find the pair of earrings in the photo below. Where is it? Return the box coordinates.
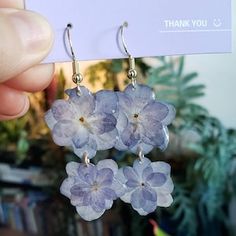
[45,22,175,221]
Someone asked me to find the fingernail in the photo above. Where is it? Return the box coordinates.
[9,10,54,54]
[0,96,29,120]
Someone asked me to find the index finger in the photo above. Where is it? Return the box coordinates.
[0,0,24,9]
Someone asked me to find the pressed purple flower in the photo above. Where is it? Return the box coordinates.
[115,84,176,154]
[60,159,125,221]
[116,157,174,215]
[45,86,118,158]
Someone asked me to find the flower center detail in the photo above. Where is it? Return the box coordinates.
[141,182,145,186]
[79,117,85,123]
[134,113,139,118]
[91,181,99,191]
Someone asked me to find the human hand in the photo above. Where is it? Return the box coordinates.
[0,0,54,120]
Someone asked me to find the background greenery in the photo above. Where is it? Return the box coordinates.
[0,56,236,236]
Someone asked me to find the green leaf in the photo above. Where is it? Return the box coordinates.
[177,56,184,77]
[182,72,198,84]
[111,60,122,73]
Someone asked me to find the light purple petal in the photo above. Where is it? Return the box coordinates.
[72,126,89,148]
[150,162,174,194]
[126,179,140,188]
[142,123,169,150]
[73,137,97,159]
[93,129,118,150]
[45,110,57,129]
[116,92,134,115]
[88,113,117,135]
[95,90,118,115]
[52,120,77,146]
[142,187,157,201]
[66,87,95,117]
[146,172,167,187]
[51,99,75,120]
[120,123,140,148]
[130,188,146,209]
[97,168,113,186]
[76,205,105,221]
[141,101,175,125]
[142,166,153,181]
[133,157,151,178]
[123,166,139,181]
[124,84,155,101]
[96,159,118,175]
[100,187,117,200]
[91,191,106,212]
[82,192,92,206]
[70,185,86,198]
[142,200,157,214]
[77,164,97,184]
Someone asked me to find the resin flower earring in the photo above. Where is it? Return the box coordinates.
[45,24,118,159]
[115,22,175,214]
[115,22,176,155]
[60,158,125,221]
[44,22,175,220]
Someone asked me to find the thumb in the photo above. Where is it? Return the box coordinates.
[0,8,54,82]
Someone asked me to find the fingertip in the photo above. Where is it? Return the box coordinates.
[0,9,54,82]
[5,63,55,92]
[0,95,29,121]
[0,84,30,118]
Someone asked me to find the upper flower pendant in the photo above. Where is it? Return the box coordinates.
[60,159,125,221]
[115,84,176,154]
[45,86,118,159]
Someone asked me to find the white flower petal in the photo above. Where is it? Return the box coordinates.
[120,189,135,203]
[156,193,173,207]
[96,159,118,174]
[73,137,97,158]
[150,161,171,175]
[44,110,57,129]
[130,142,154,155]
[93,129,118,150]
[133,157,151,177]
[60,177,74,198]
[111,178,127,197]
[65,162,79,176]
[76,205,105,221]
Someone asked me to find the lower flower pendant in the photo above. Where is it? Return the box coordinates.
[117,157,174,215]
[60,159,125,221]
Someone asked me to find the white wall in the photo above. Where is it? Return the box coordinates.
[185,0,236,128]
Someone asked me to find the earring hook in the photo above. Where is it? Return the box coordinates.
[66,23,76,61]
[66,24,83,95]
[120,21,132,57]
[119,22,137,88]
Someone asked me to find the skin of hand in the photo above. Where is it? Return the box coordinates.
[0,0,55,120]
